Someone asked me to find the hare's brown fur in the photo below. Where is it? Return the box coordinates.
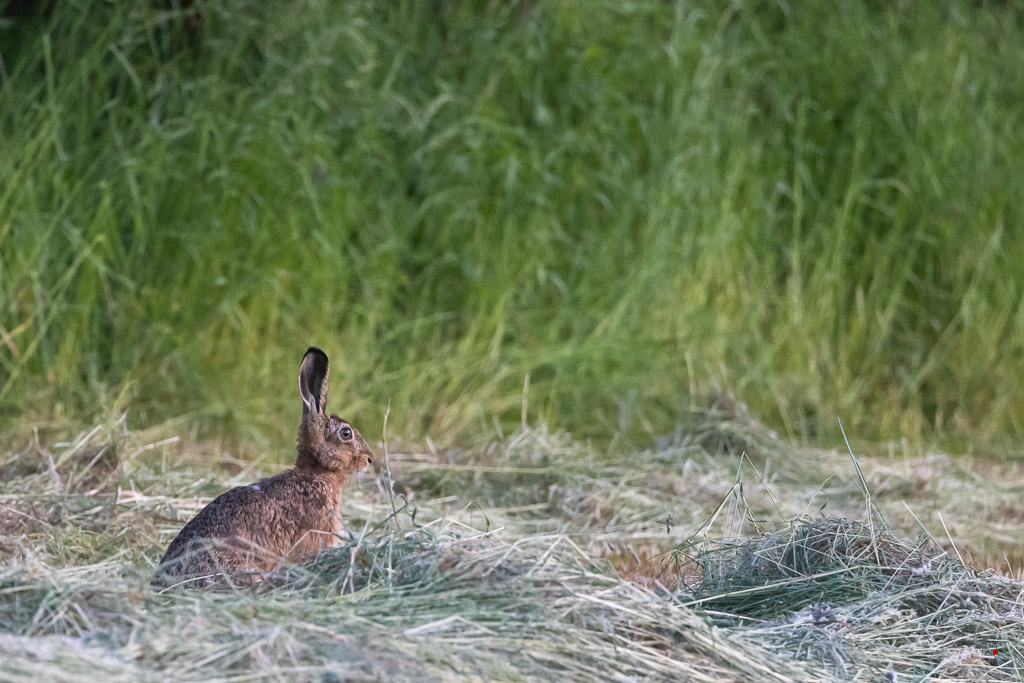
[153,347,373,589]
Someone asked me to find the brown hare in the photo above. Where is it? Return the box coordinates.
[152,347,374,589]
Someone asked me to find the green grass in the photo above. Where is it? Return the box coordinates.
[3,0,1024,452]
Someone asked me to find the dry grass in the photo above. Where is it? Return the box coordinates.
[680,518,1023,679]
[1,418,1023,681]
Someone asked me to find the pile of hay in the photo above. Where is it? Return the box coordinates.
[1,518,821,682]
[4,511,1019,681]
[677,517,1024,680]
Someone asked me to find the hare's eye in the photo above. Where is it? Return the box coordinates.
[341,427,353,439]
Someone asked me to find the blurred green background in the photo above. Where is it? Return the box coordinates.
[2,0,1023,452]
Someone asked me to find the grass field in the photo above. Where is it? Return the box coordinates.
[3,0,1024,448]
[4,1,1024,680]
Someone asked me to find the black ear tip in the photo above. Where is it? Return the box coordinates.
[304,346,329,362]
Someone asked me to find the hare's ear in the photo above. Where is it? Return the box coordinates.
[298,347,330,417]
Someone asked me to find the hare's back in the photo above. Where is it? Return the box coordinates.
[157,484,278,570]
[178,484,273,540]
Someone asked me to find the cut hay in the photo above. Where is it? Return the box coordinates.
[676,518,1024,680]
[2,423,1024,681]
[2,519,821,682]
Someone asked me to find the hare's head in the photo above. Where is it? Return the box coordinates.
[296,347,374,473]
